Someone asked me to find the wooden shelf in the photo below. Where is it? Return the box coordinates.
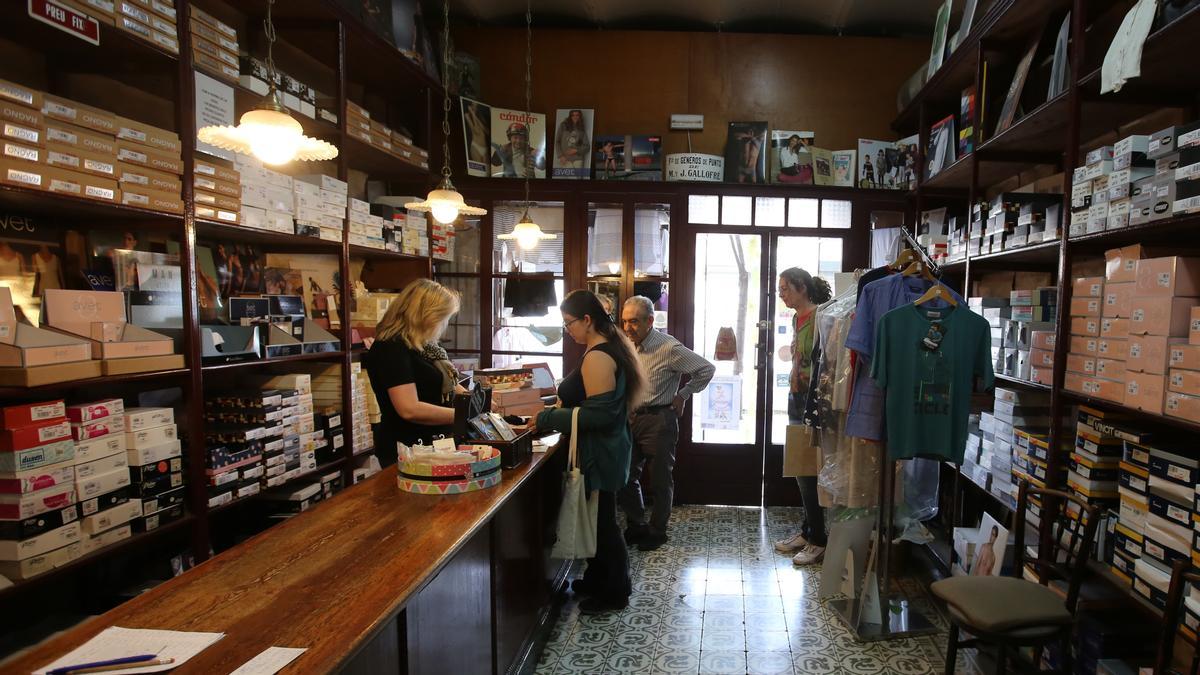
[1086,560,1164,619]
[209,458,348,516]
[1067,213,1200,249]
[0,514,195,602]
[195,219,343,253]
[342,137,431,183]
[350,244,430,262]
[0,1,179,72]
[0,367,191,398]
[993,373,1053,392]
[201,350,346,373]
[1078,5,1200,101]
[0,184,184,224]
[969,240,1062,266]
[921,154,974,191]
[1060,390,1200,435]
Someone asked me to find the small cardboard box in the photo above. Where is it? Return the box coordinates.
[74,451,127,481]
[41,94,115,135]
[1070,335,1099,356]
[1096,358,1125,380]
[0,522,80,562]
[112,115,180,155]
[1066,353,1096,375]
[1103,282,1135,318]
[193,173,239,198]
[117,161,182,193]
[1130,297,1199,336]
[194,157,239,184]
[42,289,174,360]
[1,401,66,429]
[0,483,76,520]
[1101,317,1130,338]
[1191,306,1200,346]
[1073,276,1105,298]
[0,77,42,112]
[116,141,183,175]
[1128,336,1188,375]
[1106,245,1148,283]
[125,424,177,450]
[0,101,43,146]
[120,185,184,214]
[1070,296,1102,317]
[1166,391,1200,423]
[1070,316,1100,336]
[0,288,92,368]
[1168,368,1200,396]
[123,407,173,432]
[193,189,240,211]
[101,353,184,376]
[1030,348,1054,369]
[70,415,124,442]
[80,499,140,536]
[0,464,75,495]
[74,433,125,464]
[1126,371,1166,414]
[1170,344,1200,371]
[1136,257,1200,297]
[0,157,45,191]
[1098,338,1129,361]
[43,166,118,202]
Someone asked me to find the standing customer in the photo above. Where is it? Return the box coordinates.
[533,290,646,614]
[618,296,715,551]
[363,279,461,468]
[773,267,833,565]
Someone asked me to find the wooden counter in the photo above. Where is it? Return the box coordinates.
[1,442,567,674]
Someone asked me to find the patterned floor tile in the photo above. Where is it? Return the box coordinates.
[704,593,744,613]
[699,650,749,674]
[701,610,744,631]
[657,628,704,651]
[745,630,792,652]
[603,644,656,673]
[743,610,788,632]
[746,650,795,675]
[554,647,609,673]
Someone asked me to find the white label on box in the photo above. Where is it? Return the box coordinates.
[47,149,79,168]
[1145,540,1164,559]
[1134,309,1146,322]
[119,147,147,163]
[1181,129,1200,148]
[4,124,38,144]
[1168,395,1181,411]
[1159,272,1172,287]
[43,100,75,120]
[1169,465,1190,482]
[7,144,40,162]
[46,127,77,145]
[49,177,80,194]
[1128,381,1140,395]
[1172,349,1184,364]
[85,185,115,200]
[5,168,41,187]
[1168,504,1188,522]
[1131,343,1142,358]
[1179,163,1200,181]
[1172,373,1184,386]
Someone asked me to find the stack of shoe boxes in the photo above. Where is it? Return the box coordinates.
[204,391,269,509]
[994,387,1052,508]
[1164,307,1200,422]
[70,399,133,551]
[1008,287,1056,381]
[123,407,182,533]
[1169,121,1200,215]
[115,0,179,55]
[1126,255,1200,415]
[969,296,1009,381]
[193,156,241,224]
[294,174,347,243]
[237,154,295,234]
[189,6,238,83]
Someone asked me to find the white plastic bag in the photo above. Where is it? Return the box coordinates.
[550,408,598,559]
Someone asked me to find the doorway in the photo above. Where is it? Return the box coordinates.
[673,193,857,507]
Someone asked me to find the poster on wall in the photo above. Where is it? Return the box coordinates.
[460,97,492,178]
[551,108,594,179]
[489,106,546,178]
[768,130,814,184]
[857,139,891,189]
[701,376,742,430]
[724,121,768,184]
[593,135,662,180]
[832,150,856,187]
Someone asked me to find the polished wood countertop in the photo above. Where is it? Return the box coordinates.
[2,441,562,674]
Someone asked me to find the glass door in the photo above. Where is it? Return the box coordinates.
[676,231,768,506]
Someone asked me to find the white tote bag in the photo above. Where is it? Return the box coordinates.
[550,408,599,559]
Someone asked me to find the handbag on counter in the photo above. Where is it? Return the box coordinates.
[550,408,598,559]
[782,423,822,477]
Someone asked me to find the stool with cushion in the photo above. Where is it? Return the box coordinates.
[1155,561,1200,675]
[931,482,1099,675]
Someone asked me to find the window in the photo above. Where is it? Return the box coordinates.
[587,203,623,277]
[492,202,566,372]
[721,196,753,225]
[437,277,481,351]
[821,199,852,229]
[755,197,785,227]
[634,203,670,277]
[686,194,853,230]
[688,195,719,224]
[787,198,819,228]
[492,203,565,274]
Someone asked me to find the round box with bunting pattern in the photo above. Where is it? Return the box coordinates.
[397,445,502,494]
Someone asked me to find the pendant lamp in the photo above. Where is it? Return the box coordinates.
[497,0,555,251]
[197,0,337,166]
[406,0,487,225]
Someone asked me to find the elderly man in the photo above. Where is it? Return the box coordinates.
[619,296,715,551]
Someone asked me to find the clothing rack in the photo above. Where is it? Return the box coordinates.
[829,234,944,642]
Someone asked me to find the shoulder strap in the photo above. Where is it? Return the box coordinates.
[568,407,581,469]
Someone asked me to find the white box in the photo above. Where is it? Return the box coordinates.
[74,434,126,463]
[241,205,267,230]
[75,467,131,501]
[125,424,177,450]
[0,522,81,561]
[319,188,343,205]
[82,523,132,554]
[349,197,369,214]
[123,407,174,432]
[295,173,347,194]
[75,452,128,480]
[292,179,320,199]
[80,499,140,535]
[127,439,182,467]
[265,210,293,232]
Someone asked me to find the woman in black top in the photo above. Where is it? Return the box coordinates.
[363,279,461,467]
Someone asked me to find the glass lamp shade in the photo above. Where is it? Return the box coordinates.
[499,216,557,250]
[405,183,487,225]
[198,106,338,165]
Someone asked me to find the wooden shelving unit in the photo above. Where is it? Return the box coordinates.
[0,0,439,613]
[900,0,1200,635]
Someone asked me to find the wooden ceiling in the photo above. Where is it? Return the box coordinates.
[445,0,952,36]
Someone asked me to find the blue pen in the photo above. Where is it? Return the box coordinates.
[46,653,159,675]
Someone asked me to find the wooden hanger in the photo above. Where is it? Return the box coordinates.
[901,260,936,281]
[914,283,958,307]
[891,248,918,270]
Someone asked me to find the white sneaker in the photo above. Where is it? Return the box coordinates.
[792,544,826,566]
[774,531,808,553]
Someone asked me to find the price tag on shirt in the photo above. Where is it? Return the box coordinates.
[432,437,457,454]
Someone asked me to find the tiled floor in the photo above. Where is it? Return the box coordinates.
[535,505,982,675]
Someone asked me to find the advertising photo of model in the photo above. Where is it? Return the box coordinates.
[553,108,593,179]
[490,107,547,178]
[461,97,492,177]
[725,122,768,184]
[770,131,815,184]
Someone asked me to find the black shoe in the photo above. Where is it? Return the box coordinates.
[579,596,628,614]
[624,524,649,546]
[570,578,598,596]
[637,532,668,552]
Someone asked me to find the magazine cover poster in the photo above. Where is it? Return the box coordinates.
[593,135,662,180]
[857,139,893,189]
[832,150,856,187]
[489,106,546,179]
[628,135,663,180]
[724,121,768,184]
[594,135,627,179]
[461,97,492,178]
[769,130,815,184]
[552,108,594,179]
[895,134,919,190]
[810,148,835,186]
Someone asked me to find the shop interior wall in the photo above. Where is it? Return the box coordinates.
[454,27,930,155]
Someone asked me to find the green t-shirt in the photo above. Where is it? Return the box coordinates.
[870,302,993,463]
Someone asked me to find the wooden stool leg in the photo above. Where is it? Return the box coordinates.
[943,622,959,675]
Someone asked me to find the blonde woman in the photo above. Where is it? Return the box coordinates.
[363,279,461,467]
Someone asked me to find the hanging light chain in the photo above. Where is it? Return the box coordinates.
[263,0,278,89]
[523,0,533,210]
[440,0,453,179]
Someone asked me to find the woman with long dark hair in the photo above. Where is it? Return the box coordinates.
[773,267,833,566]
[532,290,646,613]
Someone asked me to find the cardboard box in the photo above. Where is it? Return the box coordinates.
[113,115,179,154]
[41,94,116,135]
[1070,296,1102,317]
[0,418,71,453]
[1066,353,1096,375]
[1073,276,1104,298]
[71,415,125,442]
[120,185,183,213]
[1103,282,1135,318]
[194,157,239,185]
[1136,257,1200,298]
[1166,391,1200,423]
[2,139,41,165]
[1070,316,1100,336]
[1128,336,1187,375]
[0,157,44,190]
[0,464,75,495]
[0,540,82,580]
[0,483,76,520]
[100,353,184,376]
[0,522,80,562]
[1170,344,1200,370]
[1030,365,1053,385]
[42,289,175,360]
[1191,306,1200,346]
[127,439,180,467]
[1030,348,1054,369]
[1168,368,1200,396]
[1096,358,1125,380]
[194,173,239,198]
[0,77,42,112]
[116,141,182,175]
[1126,371,1166,414]
[1106,245,1147,283]
[42,165,117,202]
[1098,338,1129,361]
[1101,317,1129,338]
[194,205,239,224]
[2,401,66,429]
[74,452,127,481]
[117,161,181,193]
[1130,297,1199,336]
[194,189,240,211]
[125,424,177,450]
[0,101,43,147]
[1031,331,1055,351]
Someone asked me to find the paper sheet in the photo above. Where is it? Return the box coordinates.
[35,627,224,675]
[229,647,307,675]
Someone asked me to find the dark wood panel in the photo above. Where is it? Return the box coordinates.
[407,524,493,675]
[341,615,403,675]
[456,28,927,156]
[2,446,562,674]
[492,473,549,673]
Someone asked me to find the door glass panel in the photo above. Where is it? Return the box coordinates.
[821,199,853,229]
[492,278,564,354]
[435,276,481,351]
[632,280,669,329]
[755,197,785,227]
[692,233,762,445]
[492,202,565,273]
[770,236,844,444]
[722,196,753,226]
[688,195,719,224]
[634,203,670,277]
[788,198,819,228]
[492,353,564,380]
[588,203,623,277]
[587,279,621,320]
